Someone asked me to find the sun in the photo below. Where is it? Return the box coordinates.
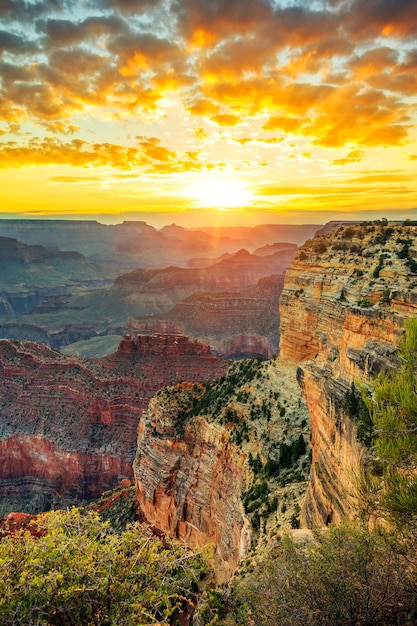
[185,178,254,209]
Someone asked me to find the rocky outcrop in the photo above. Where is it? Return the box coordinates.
[134,386,251,582]
[279,221,417,526]
[0,337,228,517]
[133,359,311,581]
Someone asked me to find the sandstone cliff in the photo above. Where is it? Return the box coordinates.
[133,358,310,581]
[279,221,417,526]
[0,336,228,517]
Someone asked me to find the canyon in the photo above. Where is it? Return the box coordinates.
[0,335,228,517]
[132,274,284,358]
[133,358,310,581]
[0,232,295,360]
[1,219,417,584]
[0,220,316,272]
[132,220,417,579]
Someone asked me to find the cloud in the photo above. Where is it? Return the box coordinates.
[0,30,36,54]
[0,0,416,176]
[347,46,398,78]
[210,113,240,127]
[0,135,209,174]
[172,0,274,47]
[262,115,304,134]
[50,175,101,183]
[37,15,127,48]
[194,127,208,140]
[108,0,164,13]
[347,0,417,40]
[0,0,73,22]
[331,149,364,166]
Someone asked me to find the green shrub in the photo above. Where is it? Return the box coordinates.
[0,508,211,625]
[361,318,417,527]
[231,522,416,626]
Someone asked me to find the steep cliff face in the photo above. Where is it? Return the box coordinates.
[134,386,251,582]
[279,221,417,526]
[0,337,228,516]
[134,359,310,581]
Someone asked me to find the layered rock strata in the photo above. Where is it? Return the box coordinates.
[132,275,284,359]
[134,359,310,581]
[0,337,228,516]
[279,221,417,526]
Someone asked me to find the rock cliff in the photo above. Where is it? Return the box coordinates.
[133,358,310,581]
[279,221,417,526]
[0,336,228,516]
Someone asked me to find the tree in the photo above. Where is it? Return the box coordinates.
[362,318,417,527]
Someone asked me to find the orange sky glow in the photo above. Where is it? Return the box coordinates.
[0,0,416,227]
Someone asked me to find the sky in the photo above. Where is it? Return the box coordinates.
[0,0,416,228]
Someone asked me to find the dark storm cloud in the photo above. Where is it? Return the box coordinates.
[347,0,417,39]
[0,29,35,54]
[37,15,128,47]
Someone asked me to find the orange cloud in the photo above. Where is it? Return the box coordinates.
[331,149,364,166]
[262,115,304,134]
[186,99,219,116]
[347,0,417,40]
[194,127,208,140]
[210,114,240,127]
[0,136,211,175]
[50,176,101,183]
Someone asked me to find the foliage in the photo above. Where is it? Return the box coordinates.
[362,318,417,527]
[379,288,391,305]
[343,382,373,447]
[0,508,212,625]
[229,522,416,626]
[357,298,373,308]
[278,435,306,469]
[186,358,263,422]
[372,255,384,278]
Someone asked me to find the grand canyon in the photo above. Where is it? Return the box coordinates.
[1,219,417,620]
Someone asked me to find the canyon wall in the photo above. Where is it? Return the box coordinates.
[279,221,417,526]
[133,358,311,581]
[134,385,251,582]
[0,336,228,516]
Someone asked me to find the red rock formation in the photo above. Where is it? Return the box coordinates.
[134,390,251,582]
[279,222,417,526]
[0,337,228,517]
[133,360,311,581]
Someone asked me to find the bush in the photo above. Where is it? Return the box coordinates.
[231,522,417,626]
[0,508,211,625]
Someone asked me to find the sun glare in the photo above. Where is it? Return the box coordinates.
[185,178,254,209]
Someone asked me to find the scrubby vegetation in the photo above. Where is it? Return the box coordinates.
[360,318,417,527]
[0,508,217,625]
[3,277,417,624]
[228,522,417,626]
[223,318,417,625]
